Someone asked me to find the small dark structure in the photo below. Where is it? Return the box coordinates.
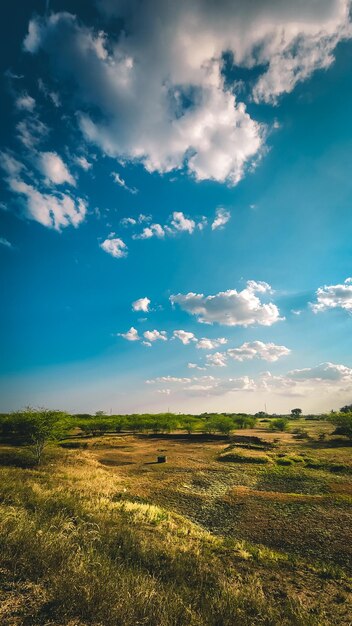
[157,455,167,463]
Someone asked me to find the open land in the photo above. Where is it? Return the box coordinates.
[0,417,351,625]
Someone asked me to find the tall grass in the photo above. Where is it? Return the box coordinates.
[0,460,327,625]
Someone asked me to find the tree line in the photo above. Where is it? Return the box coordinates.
[0,406,351,465]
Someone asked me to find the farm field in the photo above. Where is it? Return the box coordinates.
[0,418,351,625]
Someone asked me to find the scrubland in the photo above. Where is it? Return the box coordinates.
[0,415,351,625]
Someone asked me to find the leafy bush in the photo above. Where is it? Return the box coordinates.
[269,418,289,432]
[1,408,70,464]
[328,412,352,439]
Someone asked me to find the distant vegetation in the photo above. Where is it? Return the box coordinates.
[0,405,351,465]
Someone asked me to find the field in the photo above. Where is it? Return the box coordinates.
[0,418,351,625]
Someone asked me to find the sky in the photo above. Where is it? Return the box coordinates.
[0,0,352,415]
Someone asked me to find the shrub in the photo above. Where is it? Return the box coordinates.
[269,418,289,432]
[328,412,352,440]
[2,408,69,464]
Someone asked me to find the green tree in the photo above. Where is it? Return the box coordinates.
[290,408,302,418]
[328,412,352,439]
[232,415,257,429]
[206,415,234,435]
[10,407,69,464]
[79,419,111,436]
[180,416,197,434]
[340,404,352,414]
[269,418,289,432]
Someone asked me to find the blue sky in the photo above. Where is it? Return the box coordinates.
[1,0,352,414]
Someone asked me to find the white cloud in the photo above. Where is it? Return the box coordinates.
[16,115,48,148]
[227,341,291,362]
[111,171,137,194]
[138,214,152,223]
[169,211,195,234]
[146,376,192,384]
[38,151,75,186]
[132,223,165,240]
[173,330,197,345]
[16,92,35,112]
[188,363,206,371]
[311,278,352,313]
[205,341,290,367]
[121,214,152,227]
[0,237,13,249]
[288,362,352,382]
[118,326,140,341]
[143,329,167,342]
[133,211,205,239]
[100,237,127,258]
[24,4,351,185]
[75,155,92,170]
[196,337,228,350]
[206,352,228,367]
[147,361,352,399]
[7,177,86,230]
[211,207,231,230]
[170,280,282,327]
[121,217,137,227]
[0,152,25,177]
[132,297,151,312]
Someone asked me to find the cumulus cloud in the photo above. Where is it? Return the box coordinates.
[143,329,167,342]
[146,373,255,396]
[173,330,197,345]
[188,363,206,371]
[38,151,75,186]
[288,362,352,382]
[170,280,282,326]
[132,297,151,312]
[23,3,351,184]
[147,361,352,398]
[100,236,127,258]
[227,341,291,362]
[211,207,231,230]
[169,211,195,234]
[121,217,136,227]
[196,337,228,350]
[6,177,86,230]
[206,341,290,367]
[206,352,228,367]
[132,211,204,239]
[132,223,165,240]
[118,326,140,341]
[172,330,228,349]
[311,278,352,313]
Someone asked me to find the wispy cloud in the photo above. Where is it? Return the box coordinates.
[111,172,138,194]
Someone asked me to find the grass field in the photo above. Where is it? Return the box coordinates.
[0,418,351,625]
